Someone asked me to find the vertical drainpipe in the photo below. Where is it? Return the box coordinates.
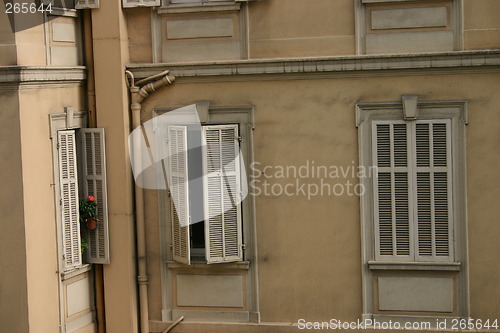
[126,71,175,333]
[83,9,106,333]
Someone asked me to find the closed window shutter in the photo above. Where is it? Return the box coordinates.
[58,130,82,271]
[414,120,453,261]
[122,0,160,8]
[81,129,110,264]
[373,121,413,261]
[167,126,190,265]
[203,125,243,264]
[75,0,99,9]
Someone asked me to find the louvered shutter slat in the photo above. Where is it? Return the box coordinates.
[394,172,410,256]
[373,122,412,260]
[415,121,453,261]
[203,125,243,264]
[416,172,432,256]
[81,129,110,264]
[58,131,82,271]
[167,126,190,265]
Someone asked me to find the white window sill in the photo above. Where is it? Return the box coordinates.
[362,0,430,4]
[61,264,92,280]
[166,260,250,270]
[368,261,461,271]
[49,7,78,17]
[158,2,240,14]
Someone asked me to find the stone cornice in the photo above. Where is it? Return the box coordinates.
[0,66,86,89]
[127,50,500,83]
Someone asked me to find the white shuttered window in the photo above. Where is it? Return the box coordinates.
[58,130,82,271]
[168,124,243,265]
[373,120,453,262]
[56,128,110,272]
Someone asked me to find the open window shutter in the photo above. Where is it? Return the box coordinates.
[167,126,190,265]
[372,121,413,261]
[58,130,82,271]
[122,0,160,8]
[203,125,243,264]
[414,120,453,261]
[75,0,99,9]
[81,129,110,264]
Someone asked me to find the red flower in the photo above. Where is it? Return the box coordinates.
[88,195,96,202]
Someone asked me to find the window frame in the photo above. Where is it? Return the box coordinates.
[156,105,257,322]
[371,119,455,263]
[357,100,467,266]
[356,99,469,321]
[157,106,253,266]
[50,109,110,274]
[156,105,255,263]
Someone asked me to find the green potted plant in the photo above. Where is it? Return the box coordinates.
[79,195,100,230]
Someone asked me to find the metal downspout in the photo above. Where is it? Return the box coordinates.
[125,70,175,333]
[82,9,106,333]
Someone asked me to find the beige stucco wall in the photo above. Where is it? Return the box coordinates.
[249,0,355,58]
[126,0,500,64]
[141,70,500,324]
[19,86,86,332]
[0,83,87,332]
[126,8,153,63]
[0,90,29,333]
[463,0,500,50]
[0,9,17,65]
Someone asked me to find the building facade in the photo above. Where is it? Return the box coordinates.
[1,0,500,332]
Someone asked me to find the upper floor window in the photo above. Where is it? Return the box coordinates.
[54,128,110,271]
[357,97,467,264]
[167,124,245,265]
[372,120,453,262]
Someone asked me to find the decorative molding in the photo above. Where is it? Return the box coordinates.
[0,66,86,89]
[402,94,419,120]
[355,100,468,127]
[49,110,88,139]
[127,50,500,83]
[158,3,240,14]
[356,0,463,54]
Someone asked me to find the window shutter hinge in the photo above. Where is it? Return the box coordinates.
[241,244,246,250]
[237,136,242,142]
[60,199,62,205]
[57,143,60,149]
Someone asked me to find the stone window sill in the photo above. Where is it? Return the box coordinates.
[362,0,430,4]
[61,264,92,280]
[368,261,461,271]
[166,260,250,270]
[158,2,240,14]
